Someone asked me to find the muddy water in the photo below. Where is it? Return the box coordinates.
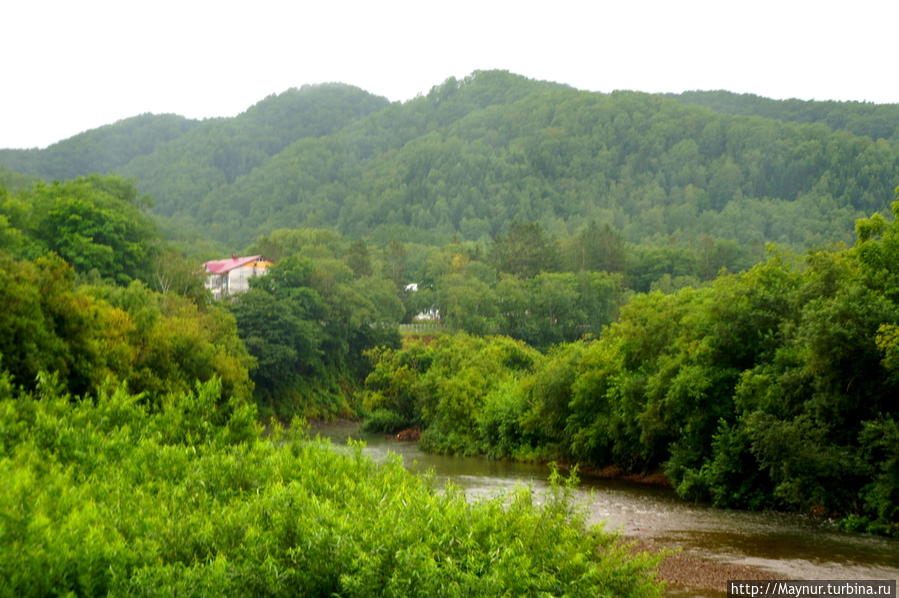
[315,424,899,597]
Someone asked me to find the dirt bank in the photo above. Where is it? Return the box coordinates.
[557,462,673,488]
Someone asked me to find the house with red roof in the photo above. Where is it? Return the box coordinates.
[203,255,272,300]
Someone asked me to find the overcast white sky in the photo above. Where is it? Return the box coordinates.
[2,0,896,149]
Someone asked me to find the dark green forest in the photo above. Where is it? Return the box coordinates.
[670,90,899,141]
[1,70,898,593]
[2,71,896,252]
[0,114,198,180]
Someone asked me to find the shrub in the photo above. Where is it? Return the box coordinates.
[0,376,663,597]
[362,407,409,434]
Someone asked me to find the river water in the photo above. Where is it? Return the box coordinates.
[315,424,899,597]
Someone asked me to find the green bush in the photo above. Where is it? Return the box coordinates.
[0,376,662,597]
[362,407,410,434]
[363,333,543,457]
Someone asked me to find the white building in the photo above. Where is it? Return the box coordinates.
[203,255,272,300]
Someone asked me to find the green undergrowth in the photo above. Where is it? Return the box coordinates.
[0,373,662,597]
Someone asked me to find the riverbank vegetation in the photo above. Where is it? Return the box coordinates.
[363,200,899,537]
[3,171,898,539]
[0,176,663,596]
[0,374,662,596]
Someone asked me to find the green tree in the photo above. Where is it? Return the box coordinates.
[491,221,559,278]
[565,221,628,273]
[438,273,498,336]
[229,288,322,402]
[346,238,373,277]
[229,252,401,417]
[25,175,159,284]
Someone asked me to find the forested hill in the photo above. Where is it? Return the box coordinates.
[192,71,898,248]
[669,90,899,141]
[0,83,390,222]
[1,71,897,250]
[0,165,38,192]
[0,113,198,180]
[116,83,390,219]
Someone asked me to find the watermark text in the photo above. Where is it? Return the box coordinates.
[728,580,896,597]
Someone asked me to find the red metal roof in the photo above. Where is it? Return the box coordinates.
[203,255,265,274]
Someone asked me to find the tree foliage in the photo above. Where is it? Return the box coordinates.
[2,71,895,253]
[0,251,252,401]
[0,113,196,177]
[0,374,661,597]
[228,250,402,419]
[2,175,160,284]
[671,89,899,141]
[365,201,899,535]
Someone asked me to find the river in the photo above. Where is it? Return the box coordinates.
[315,424,899,597]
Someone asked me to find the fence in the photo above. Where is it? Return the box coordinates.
[399,322,447,335]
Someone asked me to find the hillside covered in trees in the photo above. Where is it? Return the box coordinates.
[2,71,896,252]
[669,90,899,141]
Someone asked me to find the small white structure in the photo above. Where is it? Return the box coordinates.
[404,282,440,322]
[203,255,272,300]
[413,307,441,322]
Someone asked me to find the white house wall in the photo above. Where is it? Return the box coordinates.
[228,264,261,294]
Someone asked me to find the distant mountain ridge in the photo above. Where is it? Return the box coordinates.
[669,90,899,141]
[1,71,896,250]
[0,113,198,180]
[116,83,390,219]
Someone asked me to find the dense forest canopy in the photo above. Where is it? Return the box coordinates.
[1,70,896,252]
[0,165,39,192]
[364,197,899,536]
[669,90,899,141]
[0,113,198,179]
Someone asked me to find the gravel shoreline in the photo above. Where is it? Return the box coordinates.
[629,538,783,595]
